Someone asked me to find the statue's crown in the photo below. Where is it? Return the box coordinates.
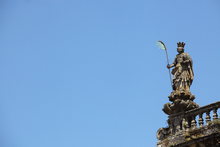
[177,42,185,48]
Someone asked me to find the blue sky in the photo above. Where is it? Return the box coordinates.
[0,0,220,147]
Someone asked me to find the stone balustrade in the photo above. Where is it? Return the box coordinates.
[157,101,220,146]
[168,101,220,134]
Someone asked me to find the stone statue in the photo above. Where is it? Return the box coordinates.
[167,42,194,93]
[163,42,199,115]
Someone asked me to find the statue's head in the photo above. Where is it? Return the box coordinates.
[177,42,185,53]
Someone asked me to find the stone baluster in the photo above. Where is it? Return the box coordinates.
[206,111,211,124]
[213,108,218,120]
[191,115,197,128]
[198,113,204,127]
[182,118,188,130]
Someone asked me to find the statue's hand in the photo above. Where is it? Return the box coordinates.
[183,60,189,64]
[167,64,171,69]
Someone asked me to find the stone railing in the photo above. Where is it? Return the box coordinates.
[168,101,220,134]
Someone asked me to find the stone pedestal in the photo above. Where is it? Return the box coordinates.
[163,90,199,115]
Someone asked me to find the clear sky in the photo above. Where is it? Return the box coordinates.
[0,0,220,147]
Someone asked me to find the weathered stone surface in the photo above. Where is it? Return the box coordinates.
[157,101,220,147]
[164,42,199,115]
[158,122,220,147]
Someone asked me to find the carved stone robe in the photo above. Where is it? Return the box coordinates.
[171,52,194,92]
